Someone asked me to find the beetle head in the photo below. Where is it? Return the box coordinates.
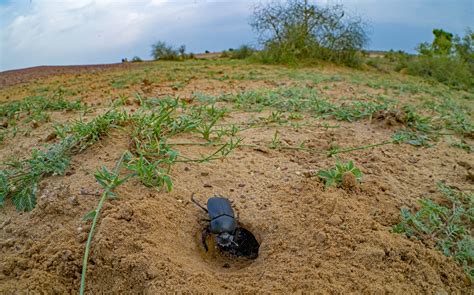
[216,232,237,248]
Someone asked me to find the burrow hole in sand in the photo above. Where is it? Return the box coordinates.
[195,223,260,270]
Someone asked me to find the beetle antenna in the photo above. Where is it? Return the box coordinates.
[191,193,208,213]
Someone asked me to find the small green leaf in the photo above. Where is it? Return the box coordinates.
[400,208,412,221]
[317,170,331,179]
[347,161,354,170]
[163,175,173,192]
[82,210,96,222]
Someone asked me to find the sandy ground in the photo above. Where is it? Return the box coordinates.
[0,61,472,293]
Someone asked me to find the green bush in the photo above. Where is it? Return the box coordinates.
[230,45,255,59]
[220,50,230,58]
[131,56,143,62]
[250,0,368,67]
[151,41,179,60]
[406,56,473,90]
[398,28,474,91]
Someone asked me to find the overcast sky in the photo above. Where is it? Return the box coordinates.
[1,0,473,71]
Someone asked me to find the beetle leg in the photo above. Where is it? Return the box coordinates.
[191,193,208,213]
[201,227,211,252]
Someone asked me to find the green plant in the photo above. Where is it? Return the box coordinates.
[151,41,180,61]
[451,140,473,152]
[331,101,388,122]
[110,79,127,89]
[406,56,472,91]
[393,182,473,281]
[220,50,230,58]
[0,92,84,120]
[178,45,186,58]
[328,140,395,156]
[174,137,243,163]
[216,124,241,139]
[0,139,72,210]
[131,56,143,62]
[128,97,241,166]
[193,105,227,141]
[267,111,286,124]
[68,110,128,152]
[269,130,281,149]
[403,28,474,91]
[230,45,255,59]
[403,105,436,132]
[80,153,134,295]
[392,129,434,147]
[317,160,362,188]
[0,110,128,211]
[431,98,473,136]
[250,0,368,67]
[111,94,129,107]
[123,152,174,191]
[288,112,303,120]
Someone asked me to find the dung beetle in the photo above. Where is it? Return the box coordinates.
[191,194,238,251]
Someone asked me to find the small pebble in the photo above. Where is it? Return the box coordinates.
[328,215,343,226]
[303,171,314,178]
[68,196,79,206]
[76,233,87,243]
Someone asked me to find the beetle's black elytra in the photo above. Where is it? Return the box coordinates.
[191,194,260,260]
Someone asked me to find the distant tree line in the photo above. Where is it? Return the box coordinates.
[151,41,194,61]
[380,28,474,90]
[145,0,473,91]
[149,0,367,67]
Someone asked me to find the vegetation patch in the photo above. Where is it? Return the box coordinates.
[317,160,362,189]
[393,183,473,282]
[0,110,127,211]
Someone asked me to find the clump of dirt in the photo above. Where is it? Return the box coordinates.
[341,171,358,190]
[372,109,407,127]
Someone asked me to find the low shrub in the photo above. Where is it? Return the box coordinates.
[151,41,179,61]
[406,56,473,90]
[230,45,255,59]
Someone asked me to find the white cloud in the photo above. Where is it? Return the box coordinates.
[0,0,257,70]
